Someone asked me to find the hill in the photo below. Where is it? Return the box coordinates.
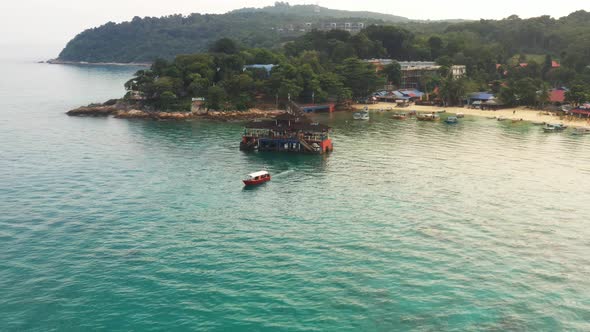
[230,2,409,22]
[57,3,408,63]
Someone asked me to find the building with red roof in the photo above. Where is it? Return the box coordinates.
[549,88,566,104]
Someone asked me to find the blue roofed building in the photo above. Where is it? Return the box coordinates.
[243,64,276,76]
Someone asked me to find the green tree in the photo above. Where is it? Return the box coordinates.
[205,86,228,110]
[209,38,240,54]
[339,58,384,97]
[382,61,401,85]
[566,84,590,106]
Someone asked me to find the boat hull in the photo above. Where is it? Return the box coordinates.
[243,176,271,186]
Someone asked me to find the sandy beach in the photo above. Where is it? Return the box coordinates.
[354,103,590,129]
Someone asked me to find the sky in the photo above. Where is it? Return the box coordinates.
[1,0,589,57]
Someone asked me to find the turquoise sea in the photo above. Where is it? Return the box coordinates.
[1,57,590,331]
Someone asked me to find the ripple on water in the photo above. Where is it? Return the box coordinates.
[2,65,590,330]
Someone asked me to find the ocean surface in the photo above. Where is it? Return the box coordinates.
[1,59,590,331]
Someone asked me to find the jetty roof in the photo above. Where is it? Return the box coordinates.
[245,120,330,131]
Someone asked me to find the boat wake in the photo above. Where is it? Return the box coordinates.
[273,169,295,177]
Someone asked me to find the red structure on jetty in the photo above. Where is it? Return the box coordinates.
[240,114,333,154]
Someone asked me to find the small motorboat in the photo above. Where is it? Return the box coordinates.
[417,113,440,121]
[353,107,370,120]
[486,116,497,120]
[445,116,458,124]
[511,118,524,123]
[543,123,568,133]
[571,127,590,136]
[392,113,407,120]
[456,113,465,118]
[497,117,507,121]
[532,121,546,126]
[243,170,271,186]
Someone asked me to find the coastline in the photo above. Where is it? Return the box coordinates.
[46,59,151,67]
[355,103,590,129]
[66,103,285,121]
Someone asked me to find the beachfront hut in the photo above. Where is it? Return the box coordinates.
[467,92,495,108]
[570,104,590,118]
[483,98,504,110]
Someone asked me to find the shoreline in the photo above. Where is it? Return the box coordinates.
[66,103,286,121]
[46,59,151,67]
[354,103,590,129]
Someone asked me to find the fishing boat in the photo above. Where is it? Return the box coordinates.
[456,113,465,118]
[353,107,370,120]
[542,123,568,133]
[243,170,271,186]
[417,113,440,121]
[572,127,590,135]
[392,113,407,120]
[445,116,458,124]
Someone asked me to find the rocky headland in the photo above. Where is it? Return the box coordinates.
[67,100,286,121]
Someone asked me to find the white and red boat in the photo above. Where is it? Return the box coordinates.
[243,171,271,186]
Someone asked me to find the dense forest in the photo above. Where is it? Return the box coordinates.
[58,3,411,63]
[230,2,409,22]
[58,4,590,73]
[123,20,590,112]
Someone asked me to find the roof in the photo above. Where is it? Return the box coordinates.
[248,171,269,177]
[571,109,590,116]
[245,120,331,132]
[552,60,560,68]
[549,89,566,103]
[400,89,425,98]
[243,64,276,72]
[469,92,494,100]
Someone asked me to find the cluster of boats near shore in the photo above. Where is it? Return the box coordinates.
[354,107,463,124]
[353,107,590,135]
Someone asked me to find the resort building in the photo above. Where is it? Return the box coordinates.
[398,62,466,90]
[240,113,333,154]
[364,59,467,90]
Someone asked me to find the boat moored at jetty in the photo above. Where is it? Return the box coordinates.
[243,171,271,186]
[353,107,370,120]
[240,113,333,154]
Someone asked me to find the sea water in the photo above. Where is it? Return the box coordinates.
[1,58,590,331]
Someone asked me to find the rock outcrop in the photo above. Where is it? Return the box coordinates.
[67,102,286,121]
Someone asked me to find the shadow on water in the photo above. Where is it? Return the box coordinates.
[241,151,329,174]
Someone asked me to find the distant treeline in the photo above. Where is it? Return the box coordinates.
[123,21,590,112]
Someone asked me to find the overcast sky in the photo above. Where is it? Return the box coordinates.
[1,0,588,55]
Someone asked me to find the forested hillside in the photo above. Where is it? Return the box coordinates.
[57,3,590,79]
[230,2,409,22]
